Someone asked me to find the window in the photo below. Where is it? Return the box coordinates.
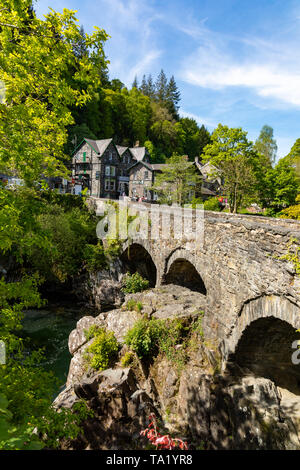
[109,151,113,161]
[83,152,86,162]
[144,171,149,179]
[105,179,115,191]
[105,166,116,176]
[95,171,100,180]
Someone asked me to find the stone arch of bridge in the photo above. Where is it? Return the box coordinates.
[220,295,300,394]
[163,248,207,294]
[120,240,158,287]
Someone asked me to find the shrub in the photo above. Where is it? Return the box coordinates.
[84,328,119,371]
[122,272,149,294]
[190,311,204,338]
[203,197,221,212]
[279,195,300,220]
[126,299,143,312]
[126,299,137,311]
[120,351,135,367]
[158,318,190,372]
[83,242,107,273]
[124,318,165,358]
[84,324,102,341]
[190,196,203,208]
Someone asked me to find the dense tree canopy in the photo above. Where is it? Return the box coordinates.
[151,154,202,205]
[202,124,257,213]
[0,0,109,185]
[66,65,210,163]
[254,125,277,167]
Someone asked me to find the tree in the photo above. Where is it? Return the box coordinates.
[263,155,299,212]
[254,125,277,167]
[151,154,202,205]
[146,74,155,99]
[165,75,181,119]
[286,138,300,178]
[73,25,88,59]
[202,124,257,213]
[122,87,152,145]
[132,75,139,89]
[155,69,168,103]
[0,0,109,185]
[175,119,211,160]
[110,79,125,92]
[0,1,108,448]
[140,75,148,95]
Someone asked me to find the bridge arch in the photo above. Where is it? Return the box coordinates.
[163,248,207,294]
[221,295,300,393]
[120,241,157,287]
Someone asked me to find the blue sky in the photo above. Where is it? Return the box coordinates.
[35,0,300,159]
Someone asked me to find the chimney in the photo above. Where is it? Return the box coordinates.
[195,156,199,163]
[134,140,140,147]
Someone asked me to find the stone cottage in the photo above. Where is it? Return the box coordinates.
[128,159,219,201]
[71,138,150,198]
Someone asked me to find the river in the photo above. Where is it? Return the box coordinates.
[21,304,85,395]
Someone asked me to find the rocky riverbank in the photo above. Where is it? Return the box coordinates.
[54,285,300,450]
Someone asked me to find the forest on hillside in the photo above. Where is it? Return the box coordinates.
[67,27,211,162]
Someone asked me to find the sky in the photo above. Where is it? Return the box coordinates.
[35,0,300,160]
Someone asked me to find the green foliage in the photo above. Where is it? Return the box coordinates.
[0,1,109,185]
[279,238,300,275]
[280,195,300,220]
[84,324,102,341]
[254,125,277,166]
[69,68,210,163]
[253,150,299,213]
[126,299,143,312]
[203,197,221,211]
[36,400,94,449]
[28,203,98,282]
[202,124,257,213]
[122,272,149,294]
[84,328,119,371]
[158,318,190,373]
[190,196,203,209]
[0,393,44,450]
[151,153,202,205]
[124,318,165,358]
[105,238,122,259]
[120,351,135,367]
[125,314,205,373]
[83,242,107,272]
[190,312,204,338]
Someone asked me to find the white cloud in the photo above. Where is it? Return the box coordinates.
[180,19,300,108]
[36,0,163,87]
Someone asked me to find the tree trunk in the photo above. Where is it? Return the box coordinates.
[233,183,237,213]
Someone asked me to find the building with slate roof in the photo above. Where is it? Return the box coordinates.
[71,138,150,198]
[71,137,220,201]
[128,159,220,201]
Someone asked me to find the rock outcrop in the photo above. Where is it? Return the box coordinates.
[55,284,300,450]
[72,259,125,311]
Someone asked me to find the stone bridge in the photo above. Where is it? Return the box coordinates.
[91,198,300,389]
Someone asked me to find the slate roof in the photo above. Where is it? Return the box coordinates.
[129,147,147,161]
[81,138,113,156]
[116,145,128,156]
[150,163,169,171]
